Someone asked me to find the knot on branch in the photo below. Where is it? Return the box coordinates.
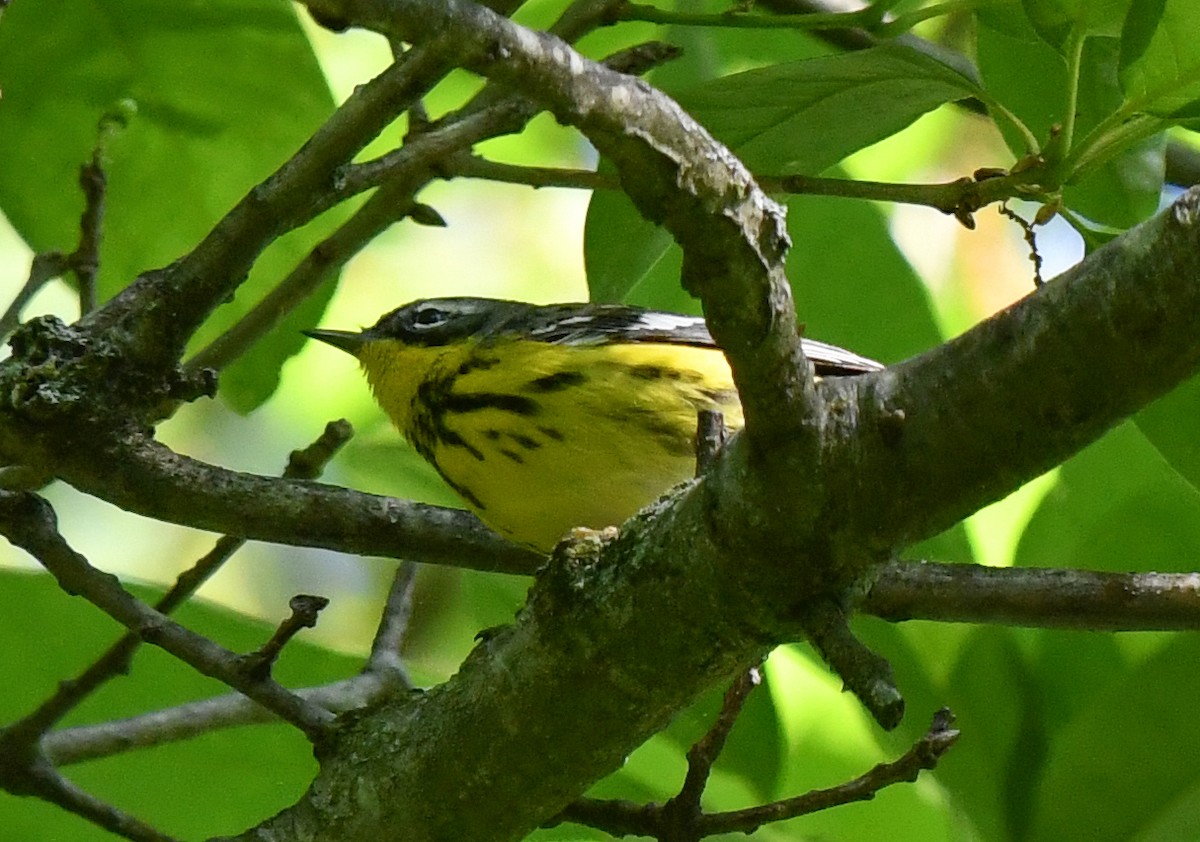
[3,316,216,428]
[6,317,95,419]
[526,526,622,613]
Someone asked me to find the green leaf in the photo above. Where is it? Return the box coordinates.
[977,18,1164,229]
[1064,38,1166,228]
[674,46,981,175]
[585,177,941,367]
[656,672,785,801]
[1132,779,1200,842]
[1120,0,1200,116]
[1136,373,1200,490]
[1023,0,1134,49]
[644,0,834,93]
[0,0,346,411]
[1029,632,1126,736]
[932,628,1036,841]
[782,191,941,364]
[1164,99,1200,127]
[715,673,785,801]
[944,418,1200,841]
[1015,423,1200,574]
[1120,0,1168,68]
[587,46,979,308]
[1028,635,1200,841]
[583,180,682,308]
[977,12,1071,147]
[0,570,360,840]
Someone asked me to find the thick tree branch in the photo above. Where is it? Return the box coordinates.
[847,193,1200,550]
[0,324,539,575]
[4,0,1200,838]
[57,434,541,574]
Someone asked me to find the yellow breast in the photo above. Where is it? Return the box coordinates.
[355,337,742,552]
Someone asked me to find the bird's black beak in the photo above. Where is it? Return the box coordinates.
[303,328,366,356]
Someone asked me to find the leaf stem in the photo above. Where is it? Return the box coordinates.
[1058,31,1086,158]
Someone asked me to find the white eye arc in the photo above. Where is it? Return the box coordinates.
[411,306,451,329]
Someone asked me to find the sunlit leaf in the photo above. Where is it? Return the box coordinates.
[1136,373,1200,491]
[1023,0,1133,49]
[675,46,981,175]
[0,0,346,411]
[1120,0,1200,116]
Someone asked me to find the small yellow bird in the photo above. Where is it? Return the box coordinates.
[306,298,881,553]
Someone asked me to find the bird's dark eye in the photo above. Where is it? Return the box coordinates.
[411,306,450,329]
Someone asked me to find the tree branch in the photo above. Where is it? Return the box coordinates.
[0,493,336,743]
[2,421,354,748]
[48,433,542,574]
[5,0,1200,838]
[865,561,1200,630]
[224,1,1200,834]
[0,760,180,842]
[848,192,1200,550]
[43,559,416,768]
[557,708,959,838]
[699,707,958,835]
[41,672,399,768]
[299,0,815,446]
[366,561,419,677]
[80,43,463,365]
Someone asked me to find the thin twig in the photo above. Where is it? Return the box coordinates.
[669,665,762,822]
[186,5,658,375]
[0,116,113,342]
[699,708,959,834]
[446,157,1049,229]
[44,672,400,767]
[0,535,252,749]
[1,422,353,747]
[557,708,958,839]
[612,1,872,31]
[4,763,181,842]
[367,561,418,678]
[0,252,68,341]
[998,202,1045,287]
[239,595,330,680]
[183,175,430,372]
[864,561,1200,630]
[449,154,616,190]
[332,37,680,210]
[73,151,107,314]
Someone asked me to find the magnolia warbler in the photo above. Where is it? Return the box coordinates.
[306,298,881,553]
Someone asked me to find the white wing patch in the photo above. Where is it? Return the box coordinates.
[531,315,592,334]
[631,313,705,333]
